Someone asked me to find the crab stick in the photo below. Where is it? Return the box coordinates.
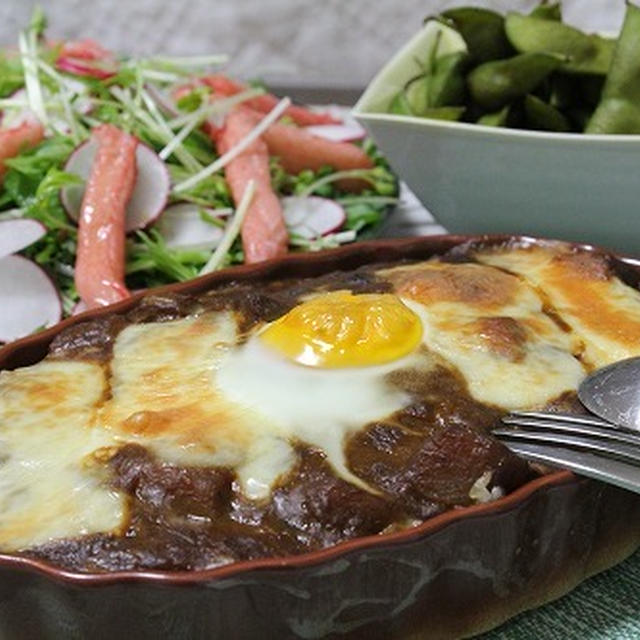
[218,109,288,264]
[0,117,44,180]
[201,74,340,127]
[74,124,137,308]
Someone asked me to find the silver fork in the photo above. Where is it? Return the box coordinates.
[493,411,640,494]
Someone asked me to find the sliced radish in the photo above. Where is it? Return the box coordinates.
[0,219,47,259]
[71,299,88,315]
[58,39,113,62]
[0,255,62,342]
[305,106,366,142]
[61,140,171,232]
[56,56,118,80]
[281,196,346,239]
[154,203,230,250]
[304,123,367,143]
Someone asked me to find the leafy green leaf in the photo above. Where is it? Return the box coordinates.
[0,55,24,98]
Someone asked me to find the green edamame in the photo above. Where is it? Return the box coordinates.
[428,52,468,108]
[418,106,466,121]
[468,52,562,111]
[440,7,513,63]
[387,4,640,133]
[505,13,615,75]
[587,3,640,134]
[389,33,467,118]
[389,92,414,116]
[388,94,464,121]
[530,2,562,21]
[524,94,571,131]
[477,105,511,127]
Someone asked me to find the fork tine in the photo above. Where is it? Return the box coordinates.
[506,411,616,429]
[503,442,640,495]
[499,415,640,448]
[493,428,640,465]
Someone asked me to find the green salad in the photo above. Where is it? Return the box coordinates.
[0,9,397,341]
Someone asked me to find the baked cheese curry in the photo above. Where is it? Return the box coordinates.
[1,241,639,572]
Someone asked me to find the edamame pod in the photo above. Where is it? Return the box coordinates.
[524,94,571,131]
[587,3,640,134]
[468,52,563,111]
[389,92,414,116]
[387,95,464,121]
[505,13,615,75]
[477,105,510,126]
[440,7,512,63]
[428,51,468,107]
[420,106,466,121]
[530,2,562,21]
[389,48,467,117]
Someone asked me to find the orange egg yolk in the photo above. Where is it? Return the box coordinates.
[259,292,423,368]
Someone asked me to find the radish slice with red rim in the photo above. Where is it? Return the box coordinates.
[281,196,346,239]
[71,299,87,316]
[305,106,366,142]
[154,203,230,250]
[56,56,118,80]
[61,140,171,232]
[0,219,47,259]
[304,122,367,143]
[0,255,62,342]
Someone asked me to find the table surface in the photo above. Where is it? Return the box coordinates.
[387,186,640,640]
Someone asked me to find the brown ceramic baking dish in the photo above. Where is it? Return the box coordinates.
[1,234,640,640]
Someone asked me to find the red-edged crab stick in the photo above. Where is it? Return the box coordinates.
[218,108,288,264]
[74,124,137,308]
[0,117,44,180]
[200,74,340,127]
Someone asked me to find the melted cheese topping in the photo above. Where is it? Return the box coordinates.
[100,312,257,467]
[477,247,640,368]
[3,245,640,550]
[0,361,124,550]
[101,311,425,499]
[384,262,585,408]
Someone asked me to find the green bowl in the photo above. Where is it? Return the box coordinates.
[353,20,640,256]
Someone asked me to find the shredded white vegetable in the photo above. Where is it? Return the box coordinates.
[158,89,265,160]
[18,30,47,126]
[110,85,202,172]
[166,88,265,130]
[173,96,291,193]
[36,59,85,143]
[200,180,255,274]
[298,169,378,198]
